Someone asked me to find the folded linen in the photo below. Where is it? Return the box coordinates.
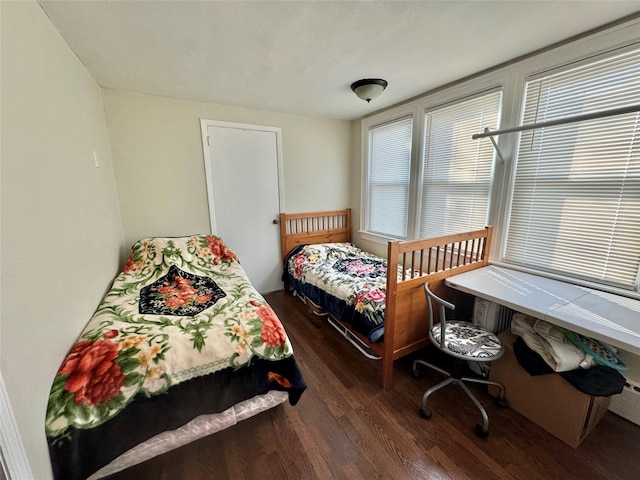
[511,313,595,372]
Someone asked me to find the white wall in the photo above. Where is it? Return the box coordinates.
[0,4,351,475]
[0,2,124,478]
[102,89,353,255]
[1,4,637,478]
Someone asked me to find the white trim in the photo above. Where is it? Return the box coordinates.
[446,265,640,356]
[487,71,524,263]
[199,119,218,233]
[0,371,33,480]
[357,16,640,290]
[199,119,285,235]
[358,230,397,247]
[409,104,425,240]
[490,261,640,302]
[360,104,417,237]
[361,84,505,243]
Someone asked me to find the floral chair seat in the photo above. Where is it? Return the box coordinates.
[431,321,502,359]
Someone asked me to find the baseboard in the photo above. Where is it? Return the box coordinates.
[609,378,640,426]
[0,371,33,479]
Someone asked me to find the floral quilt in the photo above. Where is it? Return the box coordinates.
[285,243,388,342]
[46,235,306,480]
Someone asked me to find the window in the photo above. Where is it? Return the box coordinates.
[359,21,639,295]
[505,48,640,290]
[420,91,502,238]
[363,91,501,242]
[366,116,413,239]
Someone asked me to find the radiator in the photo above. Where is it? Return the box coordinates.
[472,298,513,334]
[469,298,513,378]
[471,297,640,426]
[609,378,640,426]
[471,296,640,426]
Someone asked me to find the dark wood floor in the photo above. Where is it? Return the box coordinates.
[110,290,640,480]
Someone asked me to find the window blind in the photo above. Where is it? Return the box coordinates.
[420,90,502,238]
[367,116,413,239]
[505,48,640,289]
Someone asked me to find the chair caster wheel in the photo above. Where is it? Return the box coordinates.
[411,369,421,380]
[495,397,509,409]
[474,424,489,438]
[419,406,432,419]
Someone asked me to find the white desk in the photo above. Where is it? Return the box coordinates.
[445,265,640,356]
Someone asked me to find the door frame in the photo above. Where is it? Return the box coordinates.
[0,371,33,479]
[200,119,285,234]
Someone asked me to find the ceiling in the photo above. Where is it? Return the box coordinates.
[38,1,640,121]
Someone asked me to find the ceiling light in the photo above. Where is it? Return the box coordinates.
[351,78,388,103]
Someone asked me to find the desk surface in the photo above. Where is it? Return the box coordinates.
[445,265,640,356]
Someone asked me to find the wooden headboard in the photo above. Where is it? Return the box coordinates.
[279,209,351,263]
[279,207,494,389]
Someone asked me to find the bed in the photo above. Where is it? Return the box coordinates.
[45,235,306,480]
[280,209,492,390]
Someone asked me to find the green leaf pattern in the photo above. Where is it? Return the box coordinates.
[46,235,293,438]
[288,243,389,326]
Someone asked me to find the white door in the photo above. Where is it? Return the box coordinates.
[201,120,284,293]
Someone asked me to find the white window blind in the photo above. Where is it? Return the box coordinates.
[367,116,413,239]
[420,90,502,238]
[505,48,640,289]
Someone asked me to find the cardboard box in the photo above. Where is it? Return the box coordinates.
[489,331,610,448]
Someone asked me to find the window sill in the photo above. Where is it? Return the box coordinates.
[491,261,640,301]
[446,264,640,356]
[357,230,401,246]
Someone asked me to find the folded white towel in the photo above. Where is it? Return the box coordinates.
[511,312,535,337]
[511,313,595,372]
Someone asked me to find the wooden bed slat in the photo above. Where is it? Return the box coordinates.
[280,209,352,266]
[280,208,493,390]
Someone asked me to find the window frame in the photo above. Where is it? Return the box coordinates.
[360,77,506,245]
[418,88,503,239]
[360,104,420,244]
[365,114,415,240]
[498,44,640,294]
[358,18,640,297]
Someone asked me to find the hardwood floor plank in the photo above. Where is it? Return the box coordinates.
[107,290,640,480]
[425,445,474,480]
[276,408,335,479]
[337,462,369,480]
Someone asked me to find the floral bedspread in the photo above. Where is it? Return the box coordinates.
[286,243,388,342]
[46,235,306,480]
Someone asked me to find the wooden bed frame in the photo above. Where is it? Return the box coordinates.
[279,208,493,390]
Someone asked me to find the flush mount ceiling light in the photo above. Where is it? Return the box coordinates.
[351,78,388,103]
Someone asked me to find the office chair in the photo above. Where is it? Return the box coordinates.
[412,283,508,438]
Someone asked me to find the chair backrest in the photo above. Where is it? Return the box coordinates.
[424,283,456,350]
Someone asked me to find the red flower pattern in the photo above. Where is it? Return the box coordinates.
[123,251,146,275]
[59,339,125,406]
[46,236,297,440]
[355,288,385,304]
[345,259,376,276]
[205,236,237,265]
[158,277,210,309]
[103,329,119,339]
[195,294,212,303]
[365,288,385,302]
[123,253,135,274]
[293,253,306,278]
[257,305,287,347]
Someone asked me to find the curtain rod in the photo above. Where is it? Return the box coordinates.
[472,104,640,140]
